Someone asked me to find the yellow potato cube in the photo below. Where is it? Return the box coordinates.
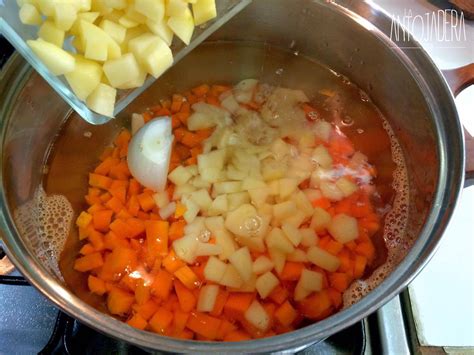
[38,21,65,47]
[100,20,127,44]
[140,37,173,78]
[27,39,75,75]
[86,83,116,117]
[328,213,359,243]
[166,0,188,17]
[146,17,174,45]
[19,3,42,26]
[65,56,102,100]
[256,271,279,299]
[245,300,270,331]
[197,285,219,312]
[167,8,194,45]
[53,3,78,31]
[116,67,147,89]
[135,0,165,22]
[306,246,340,272]
[228,247,253,282]
[192,0,216,26]
[70,12,100,35]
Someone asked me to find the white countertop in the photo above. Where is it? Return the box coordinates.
[375,0,474,347]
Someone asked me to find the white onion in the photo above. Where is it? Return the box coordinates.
[127,116,173,192]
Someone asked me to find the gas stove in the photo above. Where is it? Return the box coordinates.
[1,1,472,354]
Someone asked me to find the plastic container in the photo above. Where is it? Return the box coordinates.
[0,0,251,124]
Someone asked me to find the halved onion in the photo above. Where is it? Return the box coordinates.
[127,116,173,192]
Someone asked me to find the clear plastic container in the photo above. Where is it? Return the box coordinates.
[0,0,251,124]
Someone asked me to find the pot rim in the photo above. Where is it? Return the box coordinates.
[0,0,465,353]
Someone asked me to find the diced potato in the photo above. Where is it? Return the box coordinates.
[187,112,217,131]
[100,19,126,44]
[310,167,331,188]
[294,281,311,302]
[234,79,258,103]
[303,188,322,202]
[220,94,240,114]
[192,0,217,26]
[80,20,120,61]
[228,247,253,282]
[70,12,100,35]
[146,17,174,45]
[248,187,270,207]
[197,284,219,312]
[38,21,65,47]
[313,120,332,142]
[19,3,42,25]
[53,3,78,31]
[153,190,169,208]
[300,228,319,247]
[231,273,256,293]
[261,158,286,181]
[195,242,222,257]
[256,271,279,299]
[214,229,237,260]
[279,178,298,199]
[335,177,358,197]
[310,207,332,232]
[312,145,333,169]
[265,228,294,254]
[64,56,102,100]
[235,235,265,253]
[245,300,270,331]
[213,181,242,195]
[183,198,200,223]
[204,256,227,282]
[287,249,307,262]
[104,0,127,9]
[173,234,199,263]
[140,38,173,78]
[328,213,359,243]
[219,264,243,288]
[190,189,212,211]
[167,8,194,45]
[166,0,188,17]
[271,139,291,160]
[268,180,280,195]
[119,14,139,28]
[103,53,141,88]
[173,183,196,199]
[227,192,250,212]
[282,210,306,228]
[292,190,314,218]
[184,217,206,238]
[320,181,345,201]
[252,256,274,275]
[294,269,322,301]
[307,246,340,272]
[135,0,165,22]
[241,177,266,191]
[168,165,193,185]
[37,0,55,16]
[28,39,75,76]
[198,149,225,175]
[281,223,303,247]
[159,201,176,219]
[225,204,269,239]
[268,247,286,274]
[204,216,224,234]
[273,200,297,220]
[208,195,228,216]
[125,6,148,23]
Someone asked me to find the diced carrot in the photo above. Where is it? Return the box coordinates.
[88,230,105,251]
[87,203,105,214]
[327,288,343,309]
[105,196,124,214]
[298,290,333,320]
[126,218,146,238]
[110,185,127,204]
[151,269,173,300]
[354,241,375,262]
[135,280,151,305]
[89,173,113,190]
[120,274,139,292]
[323,238,344,255]
[171,94,184,112]
[210,289,229,317]
[192,84,210,97]
[329,272,350,292]
[87,275,106,295]
[206,95,220,107]
[146,220,169,257]
[149,307,174,334]
[174,265,199,290]
[216,319,237,340]
[174,280,197,313]
[74,252,104,272]
[186,312,221,340]
[99,192,112,203]
[137,192,156,212]
[109,161,131,180]
[274,301,297,327]
[76,211,93,228]
[169,220,185,241]
[337,249,354,274]
[312,197,331,209]
[107,287,135,316]
[114,129,131,149]
[116,208,132,220]
[128,178,142,197]
[106,247,138,277]
[99,146,114,161]
[224,330,251,341]
[127,313,148,330]
[174,202,186,218]
[280,262,304,281]
[92,209,113,232]
[210,84,231,96]
[224,293,254,320]
[79,243,96,255]
[268,285,289,305]
[127,195,140,217]
[162,250,185,273]
[103,231,129,250]
[94,157,119,176]
[190,262,205,282]
[173,310,190,333]
[133,299,159,320]
[353,254,367,279]
[109,218,134,239]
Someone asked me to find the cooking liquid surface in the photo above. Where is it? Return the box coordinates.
[43,43,405,323]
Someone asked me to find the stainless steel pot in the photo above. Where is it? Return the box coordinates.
[1,0,473,353]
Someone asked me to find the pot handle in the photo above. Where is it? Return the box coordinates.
[442,63,474,186]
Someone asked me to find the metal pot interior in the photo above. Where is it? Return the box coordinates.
[0,0,463,352]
